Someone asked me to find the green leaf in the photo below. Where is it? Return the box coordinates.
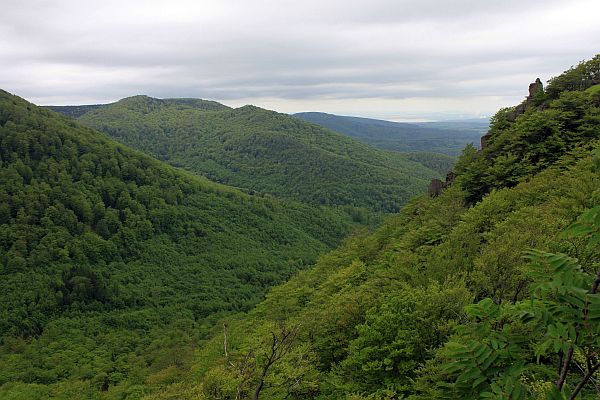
[457,367,482,383]
[472,375,488,388]
[490,382,502,394]
[481,351,499,370]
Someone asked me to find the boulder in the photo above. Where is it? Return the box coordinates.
[480,132,492,148]
[428,179,444,197]
[528,78,543,98]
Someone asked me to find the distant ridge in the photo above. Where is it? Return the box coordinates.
[49,95,230,116]
[294,111,486,155]
[47,104,104,118]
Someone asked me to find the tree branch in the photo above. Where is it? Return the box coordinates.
[569,362,600,400]
[223,323,237,369]
[252,324,300,400]
[557,345,575,390]
[223,323,229,358]
[591,266,600,295]
[558,349,564,376]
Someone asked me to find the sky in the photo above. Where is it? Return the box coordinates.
[1,0,599,121]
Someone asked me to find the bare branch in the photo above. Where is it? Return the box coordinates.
[253,323,301,400]
[569,362,600,400]
[223,323,237,369]
[591,266,600,295]
[557,345,575,391]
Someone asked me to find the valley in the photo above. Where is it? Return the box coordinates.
[0,33,598,399]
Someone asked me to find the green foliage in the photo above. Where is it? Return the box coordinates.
[189,140,598,398]
[326,283,470,397]
[3,56,600,399]
[546,55,600,99]
[60,97,441,213]
[422,206,600,399]
[403,152,456,175]
[456,55,600,203]
[0,89,360,397]
[186,62,600,397]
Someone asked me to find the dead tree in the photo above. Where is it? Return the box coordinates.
[253,323,300,400]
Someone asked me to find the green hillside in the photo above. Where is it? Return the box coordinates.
[154,56,599,399]
[402,151,456,175]
[0,90,362,398]
[3,55,599,400]
[47,104,104,118]
[293,112,486,155]
[53,97,441,213]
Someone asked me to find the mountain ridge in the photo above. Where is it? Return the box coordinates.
[294,111,486,155]
[0,88,362,397]
[4,54,598,400]
[169,55,600,400]
[50,97,442,213]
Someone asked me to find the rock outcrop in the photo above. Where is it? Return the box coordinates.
[480,132,492,149]
[428,179,444,197]
[432,78,546,197]
[507,77,544,122]
[480,78,544,149]
[528,78,543,98]
[428,171,456,197]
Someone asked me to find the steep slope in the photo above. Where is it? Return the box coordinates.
[294,112,485,155]
[0,90,360,397]
[54,97,440,213]
[164,56,600,400]
[402,151,456,175]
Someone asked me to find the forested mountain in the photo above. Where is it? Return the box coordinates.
[293,112,486,155]
[146,56,598,399]
[51,97,442,213]
[415,118,490,134]
[401,152,456,175]
[2,55,599,400]
[0,90,364,398]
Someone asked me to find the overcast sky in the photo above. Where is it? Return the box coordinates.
[1,0,598,121]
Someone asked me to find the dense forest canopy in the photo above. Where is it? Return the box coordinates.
[0,55,599,399]
[154,56,599,400]
[0,89,365,398]
[51,97,444,213]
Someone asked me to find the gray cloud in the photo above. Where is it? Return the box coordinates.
[0,0,598,119]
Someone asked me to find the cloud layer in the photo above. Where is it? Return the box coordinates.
[1,0,598,120]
